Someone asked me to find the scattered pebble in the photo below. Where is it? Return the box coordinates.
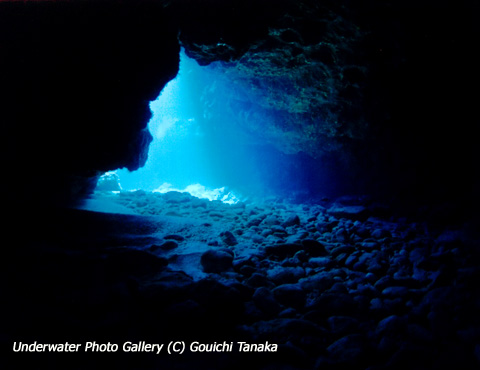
[84,189,480,369]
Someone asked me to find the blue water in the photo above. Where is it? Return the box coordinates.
[113,50,266,198]
[116,50,207,191]
[108,49,325,202]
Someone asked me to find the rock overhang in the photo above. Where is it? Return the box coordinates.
[1,0,478,207]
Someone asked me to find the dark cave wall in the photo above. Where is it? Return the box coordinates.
[1,0,479,208]
[353,0,480,203]
[0,1,180,205]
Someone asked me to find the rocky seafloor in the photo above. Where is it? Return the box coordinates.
[3,190,480,369]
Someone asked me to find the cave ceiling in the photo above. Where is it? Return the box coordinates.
[173,0,369,158]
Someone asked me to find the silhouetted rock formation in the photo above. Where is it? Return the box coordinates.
[1,0,478,208]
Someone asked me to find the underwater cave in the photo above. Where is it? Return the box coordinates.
[1,1,480,369]
[93,48,345,207]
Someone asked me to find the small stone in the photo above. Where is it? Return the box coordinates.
[328,204,368,221]
[293,250,309,263]
[354,226,371,238]
[193,200,208,209]
[164,234,185,242]
[365,272,378,283]
[262,215,280,226]
[200,249,234,273]
[330,245,355,258]
[246,216,265,227]
[366,260,385,274]
[335,253,348,264]
[282,214,301,228]
[409,247,429,266]
[286,230,309,244]
[163,191,190,204]
[278,307,297,318]
[265,243,304,258]
[260,229,273,237]
[308,257,332,268]
[251,234,265,244]
[371,229,391,239]
[273,284,306,309]
[301,239,329,256]
[327,334,367,364]
[239,265,257,277]
[150,240,178,251]
[252,287,282,316]
[345,254,358,268]
[267,266,305,285]
[271,224,287,233]
[298,271,335,291]
[370,298,385,312]
[334,228,350,243]
[374,276,394,291]
[328,282,348,294]
[220,231,238,246]
[360,241,379,250]
[375,315,407,337]
[245,273,274,289]
[267,235,283,244]
[209,212,224,218]
[353,283,378,298]
[382,286,409,299]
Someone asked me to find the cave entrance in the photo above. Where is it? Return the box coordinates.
[93,48,322,213]
[95,49,274,205]
[112,49,244,203]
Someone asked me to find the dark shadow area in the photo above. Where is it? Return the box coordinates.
[1,1,479,370]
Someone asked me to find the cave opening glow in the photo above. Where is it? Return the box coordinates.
[96,49,308,205]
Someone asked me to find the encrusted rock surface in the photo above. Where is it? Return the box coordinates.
[175,0,480,202]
